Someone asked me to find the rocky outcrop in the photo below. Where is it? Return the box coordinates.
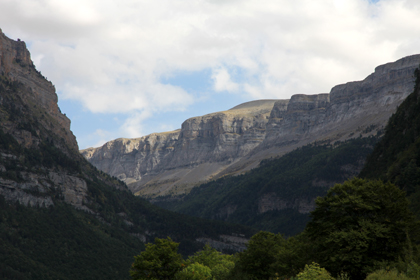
[0,28,77,151]
[261,55,419,149]
[0,31,90,211]
[0,177,54,207]
[258,193,315,214]
[82,54,420,198]
[196,234,248,252]
[0,170,88,209]
[82,100,278,196]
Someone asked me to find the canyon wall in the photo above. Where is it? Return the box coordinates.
[82,54,420,197]
[0,29,78,151]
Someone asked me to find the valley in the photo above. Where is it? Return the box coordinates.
[2,26,420,279]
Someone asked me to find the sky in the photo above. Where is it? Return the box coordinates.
[1,0,420,150]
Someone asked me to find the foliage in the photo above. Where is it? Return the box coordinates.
[271,233,312,278]
[157,137,378,236]
[210,261,235,280]
[296,263,334,280]
[406,261,420,279]
[335,272,351,280]
[306,178,418,280]
[185,244,235,280]
[0,196,144,280]
[230,230,311,279]
[186,244,234,270]
[131,237,184,280]
[233,231,285,279]
[131,242,235,280]
[365,269,415,280]
[175,263,212,280]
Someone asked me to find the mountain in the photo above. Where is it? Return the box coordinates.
[360,65,420,216]
[82,55,420,198]
[155,136,379,236]
[138,62,420,237]
[0,29,255,279]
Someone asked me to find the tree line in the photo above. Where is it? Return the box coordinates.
[131,178,420,280]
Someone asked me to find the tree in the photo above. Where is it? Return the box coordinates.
[306,178,418,280]
[174,263,212,280]
[130,237,184,280]
[185,244,235,280]
[234,231,285,279]
[296,263,334,280]
[272,233,311,278]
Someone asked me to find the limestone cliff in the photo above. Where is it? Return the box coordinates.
[82,54,420,198]
[0,30,95,209]
[82,100,278,196]
[0,28,77,151]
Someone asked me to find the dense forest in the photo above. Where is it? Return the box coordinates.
[156,136,379,236]
[133,178,420,280]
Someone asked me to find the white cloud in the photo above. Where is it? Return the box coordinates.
[1,0,420,146]
[120,111,152,139]
[212,67,240,92]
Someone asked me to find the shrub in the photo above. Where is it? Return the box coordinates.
[406,261,420,279]
[365,268,415,280]
[175,263,212,280]
[296,262,334,280]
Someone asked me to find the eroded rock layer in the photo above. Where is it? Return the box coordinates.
[0,29,77,151]
[0,29,85,208]
[82,55,420,197]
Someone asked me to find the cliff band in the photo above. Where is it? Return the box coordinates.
[81,55,420,198]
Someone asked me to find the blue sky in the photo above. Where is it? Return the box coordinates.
[1,0,420,149]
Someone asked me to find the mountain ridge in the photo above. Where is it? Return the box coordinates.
[82,54,420,198]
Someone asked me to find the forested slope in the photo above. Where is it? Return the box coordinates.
[360,67,420,216]
[156,136,379,235]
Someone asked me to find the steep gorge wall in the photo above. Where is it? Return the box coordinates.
[0,31,92,210]
[82,55,420,197]
[0,28,77,151]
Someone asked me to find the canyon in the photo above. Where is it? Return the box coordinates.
[82,54,420,198]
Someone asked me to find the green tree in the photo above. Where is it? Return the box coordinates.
[365,268,415,280]
[296,262,334,280]
[186,244,234,280]
[306,178,417,280]
[234,231,285,279]
[130,237,184,280]
[175,263,212,280]
[272,233,311,278]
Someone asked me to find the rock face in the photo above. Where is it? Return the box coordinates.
[262,55,419,150]
[82,54,420,198]
[0,170,88,209]
[82,100,278,196]
[0,30,86,209]
[0,28,77,151]
[258,193,315,214]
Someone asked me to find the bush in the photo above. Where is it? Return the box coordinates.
[130,237,184,280]
[406,261,420,279]
[296,263,334,280]
[175,263,212,280]
[365,269,415,280]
